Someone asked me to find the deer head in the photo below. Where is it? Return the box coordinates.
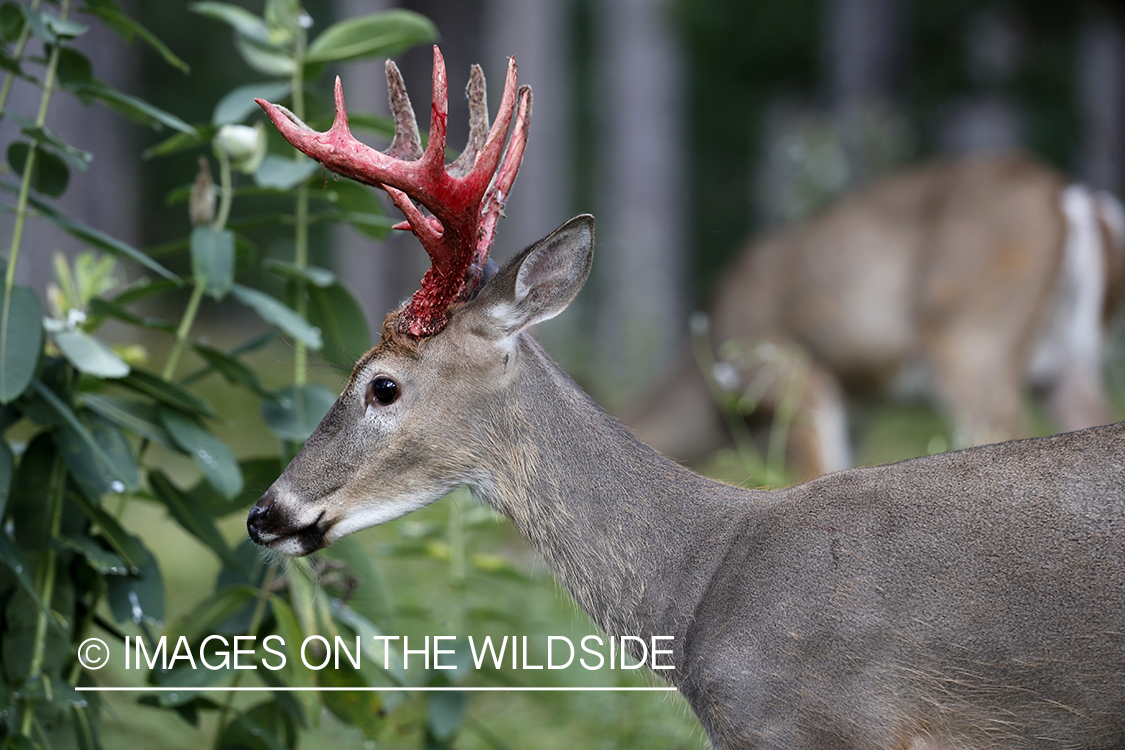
[248,47,595,555]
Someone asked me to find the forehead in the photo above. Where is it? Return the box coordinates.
[346,322,422,389]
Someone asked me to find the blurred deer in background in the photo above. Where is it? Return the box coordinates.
[247,48,1125,750]
[627,154,1125,477]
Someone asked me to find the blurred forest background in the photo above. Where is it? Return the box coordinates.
[1,0,1123,749]
[11,0,1123,399]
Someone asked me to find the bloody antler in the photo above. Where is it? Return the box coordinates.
[256,45,532,338]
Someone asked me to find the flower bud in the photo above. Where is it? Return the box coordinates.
[189,156,216,226]
[214,123,267,174]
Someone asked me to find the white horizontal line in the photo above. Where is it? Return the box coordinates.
[76,686,676,692]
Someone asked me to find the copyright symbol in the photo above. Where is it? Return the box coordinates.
[78,638,109,670]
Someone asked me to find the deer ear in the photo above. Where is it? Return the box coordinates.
[472,214,594,337]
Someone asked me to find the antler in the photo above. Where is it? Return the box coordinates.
[256,45,532,338]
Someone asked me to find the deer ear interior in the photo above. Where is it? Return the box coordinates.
[475,214,595,336]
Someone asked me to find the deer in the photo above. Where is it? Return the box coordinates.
[628,154,1125,479]
[247,47,1125,750]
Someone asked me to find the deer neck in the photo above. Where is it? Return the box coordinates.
[467,336,758,646]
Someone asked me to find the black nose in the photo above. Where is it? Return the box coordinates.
[247,492,274,544]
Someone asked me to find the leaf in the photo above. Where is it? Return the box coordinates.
[54,410,139,500]
[321,667,383,740]
[18,3,53,44]
[253,154,320,191]
[44,14,87,40]
[7,141,69,197]
[330,601,405,685]
[67,493,145,575]
[217,700,296,750]
[0,2,24,42]
[0,284,41,403]
[261,384,335,443]
[81,393,173,447]
[55,47,93,87]
[0,534,68,637]
[30,380,131,488]
[308,282,372,369]
[190,225,235,300]
[149,470,242,570]
[104,543,164,625]
[0,439,10,520]
[66,81,196,134]
[169,585,259,643]
[83,3,190,73]
[305,11,437,64]
[426,691,467,742]
[56,533,128,575]
[118,368,215,417]
[158,407,243,500]
[264,259,335,288]
[53,329,130,378]
[235,34,295,77]
[143,125,218,160]
[190,1,269,42]
[87,296,176,332]
[213,81,291,126]
[231,283,322,349]
[190,343,274,398]
[16,121,93,171]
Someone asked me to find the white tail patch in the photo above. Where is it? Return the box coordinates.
[1029,184,1106,385]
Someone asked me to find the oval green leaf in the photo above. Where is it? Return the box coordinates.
[213,81,291,125]
[118,368,215,417]
[149,469,241,570]
[0,284,41,403]
[158,407,244,500]
[231,283,322,349]
[191,225,235,300]
[7,141,69,197]
[53,329,130,378]
[264,259,335,288]
[305,10,437,64]
[253,154,320,190]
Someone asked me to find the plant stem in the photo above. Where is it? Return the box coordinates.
[212,561,279,750]
[291,24,309,388]
[0,0,41,115]
[19,452,68,736]
[163,282,205,380]
[5,0,67,295]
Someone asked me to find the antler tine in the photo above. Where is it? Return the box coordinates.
[449,65,490,179]
[385,60,423,161]
[257,45,530,339]
[475,85,532,269]
[458,56,520,198]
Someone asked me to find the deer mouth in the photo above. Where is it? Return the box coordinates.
[247,501,332,556]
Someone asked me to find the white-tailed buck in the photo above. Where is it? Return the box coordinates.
[628,155,1125,477]
[248,48,1125,749]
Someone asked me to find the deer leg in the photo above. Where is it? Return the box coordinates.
[731,349,851,478]
[781,359,851,478]
[925,328,1026,448]
[1041,356,1112,432]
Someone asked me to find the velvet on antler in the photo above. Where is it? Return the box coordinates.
[256,45,532,338]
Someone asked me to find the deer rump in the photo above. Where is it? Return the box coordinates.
[628,152,1125,477]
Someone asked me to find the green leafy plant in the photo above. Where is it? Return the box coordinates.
[0,2,443,748]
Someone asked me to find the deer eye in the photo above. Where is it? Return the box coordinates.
[366,376,399,407]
